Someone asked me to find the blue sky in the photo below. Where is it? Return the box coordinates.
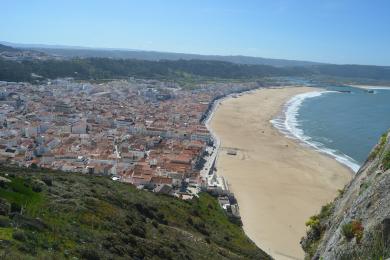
[1,0,389,65]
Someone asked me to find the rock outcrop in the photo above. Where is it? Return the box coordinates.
[302,131,390,259]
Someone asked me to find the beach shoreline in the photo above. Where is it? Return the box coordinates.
[270,90,360,173]
[348,84,390,90]
[209,87,352,260]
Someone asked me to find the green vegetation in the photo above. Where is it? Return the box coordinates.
[301,203,334,258]
[0,165,269,259]
[312,64,390,82]
[337,187,345,196]
[367,132,390,171]
[341,220,364,243]
[369,133,388,161]
[0,57,306,83]
[359,181,371,195]
[382,151,390,171]
[337,229,390,260]
[2,55,390,84]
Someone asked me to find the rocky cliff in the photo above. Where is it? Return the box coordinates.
[302,131,390,259]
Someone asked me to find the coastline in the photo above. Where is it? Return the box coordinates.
[271,91,361,173]
[348,84,390,90]
[209,87,352,260]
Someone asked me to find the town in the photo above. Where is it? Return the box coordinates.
[0,78,263,218]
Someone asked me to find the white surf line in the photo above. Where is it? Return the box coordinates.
[271,91,361,173]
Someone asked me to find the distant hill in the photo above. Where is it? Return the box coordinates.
[0,166,270,259]
[0,44,18,52]
[0,57,311,83]
[1,41,322,67]
[0,43,54,62]
[1,42,390,84]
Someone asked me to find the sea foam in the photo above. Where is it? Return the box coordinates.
[271,91,361,173]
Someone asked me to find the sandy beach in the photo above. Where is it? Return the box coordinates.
[209,87,352,260]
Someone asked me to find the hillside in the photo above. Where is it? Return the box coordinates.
[1,41,321,67]
[301,131,390,259]
[1,43,390,84]
[0,166,270,259]
[0,57,309,83]
[0,44,18,52]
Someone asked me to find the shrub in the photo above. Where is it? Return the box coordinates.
[130,224,146,238]
[228,216,243,226]
[319,203,334,219]
[305,216,320,231]
[79,246,101,260]
[32,183,43,193]
[337,228,390,259]
[342,222,354,240]
[342,220,364,243]
[41,176,52,186]
[351,221,364,243]
[151,220,158,228]
[194,222,210,236]
[10,202,22,213]
[369,133,387,160]
[382,151,390,171]
[12,231,27,241]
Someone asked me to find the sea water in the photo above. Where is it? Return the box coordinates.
[272,85,390,172]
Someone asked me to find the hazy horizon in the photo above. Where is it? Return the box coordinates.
[1,0,390,66]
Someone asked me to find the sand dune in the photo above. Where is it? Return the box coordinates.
[210,87,352,260]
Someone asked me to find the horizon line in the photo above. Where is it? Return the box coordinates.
[1,40,389,67]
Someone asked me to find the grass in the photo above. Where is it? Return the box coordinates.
[0,165,270,259]
[0,227,13,240]
[0,176,43,217]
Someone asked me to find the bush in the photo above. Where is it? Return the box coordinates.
[342,220,364,243]
[10,202,21,213]
[369,133,387,160]
[187,217,194,225]
[194,222,210,236]
[319,203,333,219]
[382,151,390,171]
[342,222,354,240]
[13,231,27,241]
[41,176,53,186]
[79,246,101,260]
[337,229,390,259]
[130,224,146,238]
[151,220,158,228]
[32,183,43,193]
[306,216,320,231]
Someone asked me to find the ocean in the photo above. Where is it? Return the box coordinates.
[272,85,390,172]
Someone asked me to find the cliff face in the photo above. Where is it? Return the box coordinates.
[302,131,390,259]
